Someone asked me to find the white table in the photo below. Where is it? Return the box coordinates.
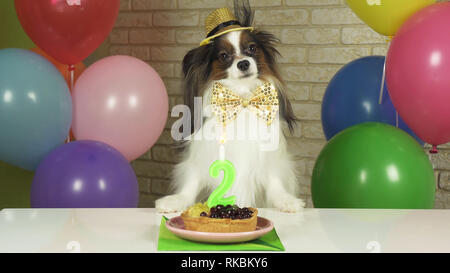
[0,208,449,253]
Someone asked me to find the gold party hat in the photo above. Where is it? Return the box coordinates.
[200,7,253,46]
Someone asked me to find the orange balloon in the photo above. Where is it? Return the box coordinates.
[30,47,86,87]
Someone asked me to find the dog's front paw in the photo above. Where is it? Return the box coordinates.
[273,195,305,213]
[155,194,191,213]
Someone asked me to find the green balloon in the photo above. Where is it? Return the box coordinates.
[0,0,35,49]
[312,122,435,209]
[0,161,33,209]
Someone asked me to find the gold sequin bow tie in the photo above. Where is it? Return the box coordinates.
[211,81,279,126]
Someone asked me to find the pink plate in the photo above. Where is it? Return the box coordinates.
[165,216,274,244]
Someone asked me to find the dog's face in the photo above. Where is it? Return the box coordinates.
[183,29,281,89]
[211,30,260,81]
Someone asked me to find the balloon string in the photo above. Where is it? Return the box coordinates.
[395,110,399,128]
[69,64,75,91]
[378,58,386,104]
[428,151,436,173]
[66,64,75,143]
[378,40,391,105]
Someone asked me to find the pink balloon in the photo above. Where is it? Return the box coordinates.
[72,56,168,161]
[386,2,450,147]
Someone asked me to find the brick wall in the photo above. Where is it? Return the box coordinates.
[109,0,450,208]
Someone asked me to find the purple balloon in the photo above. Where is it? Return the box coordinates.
[31,140,139,208]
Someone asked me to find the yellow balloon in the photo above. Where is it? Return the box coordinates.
[346,0,436,37]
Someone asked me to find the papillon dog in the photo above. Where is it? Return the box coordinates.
[156,3,304,212]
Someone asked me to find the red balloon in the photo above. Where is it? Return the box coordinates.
[386,2,450,147]
[15,0,119,65]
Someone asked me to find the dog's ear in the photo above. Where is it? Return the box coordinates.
[182,44,215,135]
[234,0,254,27]
[276,83,298,133]
[252,30,280,68]
[182,45,214,79]
[251,30,298,133]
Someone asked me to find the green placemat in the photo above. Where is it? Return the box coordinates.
[157,216,285,251]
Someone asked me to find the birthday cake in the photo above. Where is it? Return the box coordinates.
[181,203,258,233]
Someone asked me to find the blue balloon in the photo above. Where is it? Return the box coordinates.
[322,56,424,145]
[0,48,72,170]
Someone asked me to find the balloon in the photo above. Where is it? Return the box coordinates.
[312,123,435,209]
[322,56,423,145]
[0,161,34,209]
[31,48,86,87]
[0,48,72,171]
[346,0,435,37]
[386,2,450,147]
[72,56,168,161]
[31,140,139,208]
[14,0,120,64]
[0,0,35,49]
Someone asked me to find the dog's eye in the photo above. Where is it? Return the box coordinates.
[219,52,230,62]
[247,44,257,55]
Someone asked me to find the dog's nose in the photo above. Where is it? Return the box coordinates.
[237,60,250,71]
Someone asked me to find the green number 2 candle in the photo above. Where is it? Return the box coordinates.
[207,159,236,208]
